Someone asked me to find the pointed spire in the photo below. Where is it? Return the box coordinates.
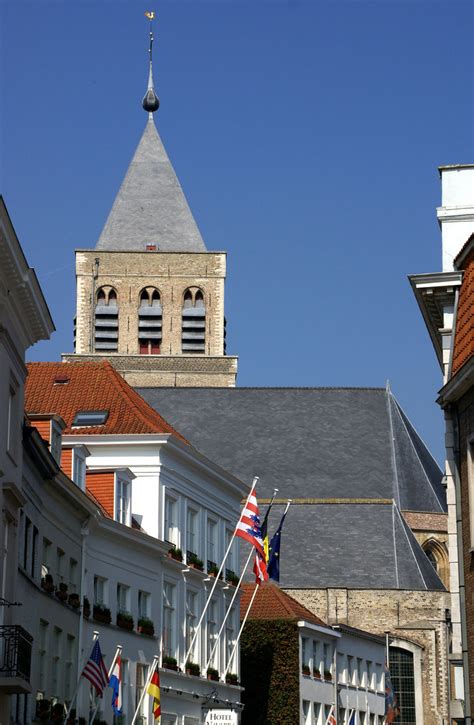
[142,12,159,117]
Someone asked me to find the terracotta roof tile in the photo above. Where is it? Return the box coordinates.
[240,583,327,627]
[25,361,188,442]
[452,244,474,375]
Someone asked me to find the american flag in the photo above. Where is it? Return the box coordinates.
[236,491,265,559]
[82,640,108,696]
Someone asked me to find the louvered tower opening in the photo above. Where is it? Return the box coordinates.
[182,288,206,354]
[94,287,118,351]
[138,288,162,354]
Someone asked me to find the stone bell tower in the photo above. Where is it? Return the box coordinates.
[63,25,237,387]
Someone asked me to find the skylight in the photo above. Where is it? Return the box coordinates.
[72,410,109,427]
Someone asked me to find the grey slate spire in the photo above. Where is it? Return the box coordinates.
[95,122,207,252]
[95,17,206,253]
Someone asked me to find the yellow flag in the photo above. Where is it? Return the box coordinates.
[145,11,155,20]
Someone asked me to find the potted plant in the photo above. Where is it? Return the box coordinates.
[208,563,219,577]
[226,571,239,587]
[82,597,91,618]
[162,655,178,671]
[225,672,239,685]
[51,702,65,722]
[41,573,54,593]
[68,592,80,609]
[168,546,183,562]
[207,666,219,681]
[302,663,311,676]
[117,611,134,630]
[313,667,321,679]
[324,668,332,681]
[137,616,155,636]
[36,699,50,721]
[185,661,200,677]
[56,582,68,601]
[188,553,204,571]
[93,603,111,624]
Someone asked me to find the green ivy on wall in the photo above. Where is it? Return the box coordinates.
[241,620,300,725]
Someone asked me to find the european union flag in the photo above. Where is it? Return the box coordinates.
[267,509,288,582]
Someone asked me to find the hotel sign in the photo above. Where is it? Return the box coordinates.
[204,710,238,724]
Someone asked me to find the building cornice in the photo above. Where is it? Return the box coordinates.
[437,356,474,406]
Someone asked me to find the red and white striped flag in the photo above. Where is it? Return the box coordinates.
[253,550,269,584]
[82,640,108,696]
[326,705,337,725]
[236,490,265,559]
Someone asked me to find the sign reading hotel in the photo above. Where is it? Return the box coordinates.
[204,710,238,724]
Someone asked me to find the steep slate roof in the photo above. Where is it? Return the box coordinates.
[95,120,206,253]
[452,237,474,374]
[25,361,188,442]
[137,386,445,591]
[240,582,327,626]
[137,387,445,512]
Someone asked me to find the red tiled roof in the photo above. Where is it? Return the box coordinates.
[25,361,188,442]
[452,241,474,375]
[240,583,327,627]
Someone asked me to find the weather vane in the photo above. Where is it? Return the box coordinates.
[142,11,160,115]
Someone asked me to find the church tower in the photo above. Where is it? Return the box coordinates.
[63,22,237,387]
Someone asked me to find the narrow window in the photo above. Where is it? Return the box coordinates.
[38,620,49,693]
[186,508,198,558]
[7,375,19,459]
[138,288,162,354]
[162,582,176,659]
[207,518,217,570]
[389,647,416,724]
[185,590,197,662]
[51,627,62,697]
[93,575,107,605]
[117,583,130,613]
[94,286,119,352]
[115,475,131,526]
[65,635,75,702]
[206,599,218,669]
[135,663,149,721]
[164,496,178,546]
[72,449,86,489]
[138,590,150,619]
[181,287,206,354]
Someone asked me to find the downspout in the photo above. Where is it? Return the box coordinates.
[451,404,471,723]
[77,518,90,679]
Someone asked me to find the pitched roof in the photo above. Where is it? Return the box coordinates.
[95,120,206,253]
[452,239,474,375]
[25,361,188,442]
[240,582,327,626]
[137,387,445,513]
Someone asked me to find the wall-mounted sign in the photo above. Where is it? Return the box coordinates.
[204,709,238,724]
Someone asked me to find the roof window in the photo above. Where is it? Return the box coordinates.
[72,410,109,427]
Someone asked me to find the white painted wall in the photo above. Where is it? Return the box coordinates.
[437,165,474,271]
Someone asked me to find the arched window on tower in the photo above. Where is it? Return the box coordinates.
[422,538,449,587]
[94,286,118,352]
[182,287,206,354]
[138,288,162,354]
[389,647,416,724]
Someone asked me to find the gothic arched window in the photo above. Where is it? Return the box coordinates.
[181,287,206,354]
[138,287,162,355]
[94,286,118,352]
[389,647,416,724]
[422,538,449,588]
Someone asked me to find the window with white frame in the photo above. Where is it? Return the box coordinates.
[65,635,75,701]
[225,607,236,673]
[367,660,373,689]
[225,528,234,572]
[313,641,320,676]
[301,637,309,667]
[357,657,363,685]
[117,583,130,613]
[313,703,322,725]
[138,590,150,619]
[337,652,346,683]
[50,419,62,464]
[69,558,78,593]
[323,643,330,676]
[115,475,131,526]
[6,375,19,460]
[206,599,218,668]
[348,655,354,685]
[207,518,218,568]
[94,575,107,605]
[186,507,198,556]
[72,448,86,490]
[186,589,198,662]
[164,495,178,546]
[51,626,62,697]
[135,663,148,723]
[41,538,51,578]
[302,701,310,724]
[116,659,128,725]
[56,548,65,583]
[162,582,176,659]
[38,620,49,692]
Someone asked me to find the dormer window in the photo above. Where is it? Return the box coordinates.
[72,410,109,427]
[72,448,87,490]
[115,473,132,526]
[94,286,118,352]
[182,287,206,354]
[50,419,62,464]
[138,287,162,354]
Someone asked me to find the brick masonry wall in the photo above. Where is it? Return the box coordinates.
[285,588,450,725]
[457,383,474,713]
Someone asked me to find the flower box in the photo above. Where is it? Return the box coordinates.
[225,673,239,685]
[207,667,219,681]
[162,656,178,671]
[313,669,321,680]
[187,552,204,571]
[93,604,111,624]
[117,612,134,630]
[324,669,332,681]
[41,574,54,593]
[56,583,68,601]
[302,664,311,676]
[185,661,200,677]
[68,593,80,609]
[82,597,91,618]
[137,617,155,636]
[168,547,183,562]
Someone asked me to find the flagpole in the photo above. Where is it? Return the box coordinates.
[183,476,259,667]
[130,655,160,725]
[223,581,259,680]
[333,640,338,724]
[88,644,122,725]
[204,488,279,673]
[65,630,99,722]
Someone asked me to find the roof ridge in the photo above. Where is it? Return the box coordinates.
[136,386,387,392]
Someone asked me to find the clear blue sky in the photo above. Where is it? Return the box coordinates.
[1,1,473,463]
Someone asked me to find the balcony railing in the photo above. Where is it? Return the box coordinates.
[0,625,33,682]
